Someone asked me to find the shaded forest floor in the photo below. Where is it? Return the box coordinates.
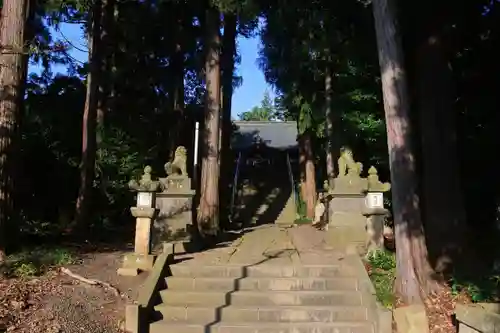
[0,244,145,333]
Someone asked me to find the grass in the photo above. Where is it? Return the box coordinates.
[294,217,312,224]
[364,250,396,308]
[4,247,76,278]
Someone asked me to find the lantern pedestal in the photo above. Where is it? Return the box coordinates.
[118,202,159,276]
[363,205,389,255]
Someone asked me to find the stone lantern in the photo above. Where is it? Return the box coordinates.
[363,166,391,256]
[117,166,161,276]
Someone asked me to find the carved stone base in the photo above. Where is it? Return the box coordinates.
[117,267,140,277]
[119,253,156,273]
[325,226,365,254]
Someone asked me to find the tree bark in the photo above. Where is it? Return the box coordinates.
[96,0,116,142]
[219,13,237,229]
[324,62,338,187]
[372,0,437,303]
[169,7,186,159]
[299,132,316,218]
[197,6,221,237]
[0,0,28,262]
[415,34,466,273]
[74,1,102,233]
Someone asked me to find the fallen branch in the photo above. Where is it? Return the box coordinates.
[60,267,120,297]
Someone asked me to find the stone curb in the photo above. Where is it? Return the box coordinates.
[125,243,174,333]
[345,248,392,333]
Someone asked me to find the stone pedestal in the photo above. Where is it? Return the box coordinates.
[327,193,367,252]
[154,191,196,251]
[152,165,197,252]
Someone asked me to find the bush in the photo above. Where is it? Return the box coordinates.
[365,250,396,308]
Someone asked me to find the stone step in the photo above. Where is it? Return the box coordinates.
[169,264,357,278]
[165,276,359,291]
[275,195,296,225]
[159,290,365,307]
[154,304,369,323]
[150,321,374,333]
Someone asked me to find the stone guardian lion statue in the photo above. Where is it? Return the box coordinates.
[337,147,362,177]
[165,146,188,177]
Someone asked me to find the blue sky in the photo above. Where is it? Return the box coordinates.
[30,23,271,118]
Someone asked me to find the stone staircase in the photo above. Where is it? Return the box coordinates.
[275,194,296,226]
[149,261,377,333]
[234,182,294,227]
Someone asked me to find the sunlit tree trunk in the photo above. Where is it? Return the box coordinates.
[299,132,316,218]
[372,0,436,304]
[416,33,466,273]
[74,0,102,232]
[0,0,28,262]
[197,6,221,237]
[324,61,337,187]
[219,13,237,229]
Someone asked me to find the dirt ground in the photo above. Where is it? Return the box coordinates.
[0,251,147,333]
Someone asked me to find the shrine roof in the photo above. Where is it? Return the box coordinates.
[231,121,298,150]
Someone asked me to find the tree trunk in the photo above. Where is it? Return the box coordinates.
[299,132,316,218]
[0,0,28,262]
[219,13,237,229]
[169,10,185,159]
[197,6,221,237]
[96,0,116,142]
[74,1,102,233]
[324,62,337,187]
[9,0,34,248]
[372,0,436,304]
[415,34,466,273]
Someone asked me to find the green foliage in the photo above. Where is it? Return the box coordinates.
[238,90,277,121]
[365,251,396,308]
[5,247,76,278]
[16,0,230,239]
[4,0,500,301]
[259,0,387,179]
[450,272,500,302]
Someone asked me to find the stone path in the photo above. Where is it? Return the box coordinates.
[177,223,345,265]
[148,224,383,333]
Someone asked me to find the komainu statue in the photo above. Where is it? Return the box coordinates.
[165,146,188,177]
[337,146,363,178]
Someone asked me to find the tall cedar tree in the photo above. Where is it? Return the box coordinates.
[0,0,29,261]
[219,13,237,229]
[74,0,103,232]
[197,6,222,237]
[371,0,437,304]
